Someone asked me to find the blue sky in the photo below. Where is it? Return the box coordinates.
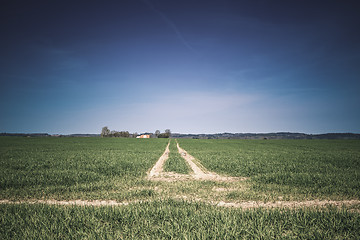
[1,0,359,134]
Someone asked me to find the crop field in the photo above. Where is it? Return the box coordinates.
[1,201,359,239]
[1,137,360,239]
[0,137,168,200]
[178,139,360,201]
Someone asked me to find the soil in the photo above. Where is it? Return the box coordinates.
[147,141,170,178]
[147,140,246,182]
[1,199,359,211]
[0,199,131,206]
[215,199,360,210]
[176,142,246,181]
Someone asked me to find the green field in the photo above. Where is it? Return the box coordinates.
[178,139,360,201]
[1,201,359,239]
[0,137,168,200]
[1,137,360,239]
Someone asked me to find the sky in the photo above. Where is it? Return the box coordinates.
[1,0,359,134]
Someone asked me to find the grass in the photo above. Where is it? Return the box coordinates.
[1,137,360,202]
[0,137,168,200]
[1,137,360,238]
[177,139,360,201]
[164,139,190,174]
[1,200,359,239]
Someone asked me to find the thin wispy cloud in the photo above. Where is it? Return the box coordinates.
[141,0,197,54]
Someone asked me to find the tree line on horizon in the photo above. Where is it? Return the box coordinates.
[101,127,171,138]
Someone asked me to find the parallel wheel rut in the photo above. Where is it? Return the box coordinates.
[147,139,245,181]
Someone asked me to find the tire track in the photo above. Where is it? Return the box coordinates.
[148,140,171,177]
[147,140,191,181]
[147,139,245,181]
[1,199,359,211]
[176,141,245,181]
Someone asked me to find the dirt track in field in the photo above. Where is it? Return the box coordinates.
[1,199,359,211]
[148,140,171,178]
[147,140,192,181]
[176,142,245,181]
[215,199,360,210]
[147,140,244,181]
[0,199,131,206]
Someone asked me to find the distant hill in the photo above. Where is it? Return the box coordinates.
[67,134,100,137]
[0,133,100,137]
[171,132,360,140]
[1,132,359,139]
[0,133,50,137]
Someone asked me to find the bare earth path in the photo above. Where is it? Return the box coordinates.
[147,140,192,181]
[216,199,360,210]
[147,139,244,181]
[148,140,171,178]
[1,199,359,211]
[176,142,245,181]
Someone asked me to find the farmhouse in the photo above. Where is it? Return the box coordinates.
[136,134,150,139]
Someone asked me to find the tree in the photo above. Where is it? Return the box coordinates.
[119,131,130,138]
[158,129,171,138]
[155,130,160,137]
[157,133,168,138]
[165,129,171,138]
[113,131,121,137]
[101,126,110,137]
[110,130,118,137]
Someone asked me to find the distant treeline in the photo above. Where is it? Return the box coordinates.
[101,127,134,138]
[100,127,171,138]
